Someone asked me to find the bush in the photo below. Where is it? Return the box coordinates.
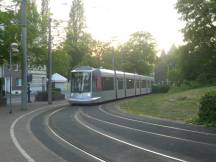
[53,88,61,93]
[198,91,216,124]
[182,80,203,89]
[35,90,65,101]
[152,84,170,93]
[0,94,6,106]
[35,91,48,101]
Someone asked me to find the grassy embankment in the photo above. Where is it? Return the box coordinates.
[120,86,216,123]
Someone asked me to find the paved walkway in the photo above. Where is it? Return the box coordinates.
[0,100,68,162]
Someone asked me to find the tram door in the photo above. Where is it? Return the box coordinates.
[117,78,124,99]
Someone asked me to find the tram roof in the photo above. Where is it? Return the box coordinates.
[71,66,154,80]
[71,66,96,72]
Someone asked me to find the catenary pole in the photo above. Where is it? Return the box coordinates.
[112,48,117,99]
[48,17,52,104]
[21,0,27,110]
[9,46,12,113]
[121,50,126,97]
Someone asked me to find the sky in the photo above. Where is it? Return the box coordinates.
[47,0,184,53]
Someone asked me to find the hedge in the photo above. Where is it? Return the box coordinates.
[152,84,170,93]
[198,90,216,124]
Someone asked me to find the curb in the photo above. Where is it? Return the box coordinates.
[10,102,68,162]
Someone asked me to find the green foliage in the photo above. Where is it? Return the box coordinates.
[155,45,184,85]
[156,0,216,85]
[175,0,216,82]
[0,7,20,64]
[53,47,71,77]
[100,47,113,69]
[40,0,49,44]
[78,35,111,68]
[28,0,50,65]
[52,87,62,96]
[36,91,47,98]
[90,41,112,68]
[176,0,215,46]
[121,86,216,123]
[152,84,170,93]
[0,0,46,65]
[177,43,216,82]
[169,81,203,93]
[119,31,157,75]
[35,89,65,101]
[64,0,87,68]
[0,77,4,85]
[198,91,216,125]
[167,45,183,84]
[168,69,182,84]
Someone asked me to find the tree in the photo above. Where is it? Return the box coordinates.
[29,0,50,65]
[0,0,43,65]
[176,0,216,82]
[100,45,113,69]
[40,0,49,44]
[166,45,183,85]
[53,46,71,77]
[64,0,86,68]
[120,31,157,75]
[0,2,20,64]
[74,33,96,68]
[25,1,44,65]
[154,50,168,83]
[89,41,112,68]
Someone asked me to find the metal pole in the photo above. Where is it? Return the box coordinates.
[121,50,126,97]
[134,69,136,95]
[112,48,117,99]
[48,17,52,104]
[21,0,27,110]
[42,77,45,92]
[9,47,12,114]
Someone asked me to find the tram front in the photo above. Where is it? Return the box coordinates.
[68,68,100,104]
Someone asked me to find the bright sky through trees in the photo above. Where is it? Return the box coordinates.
[48,0,184,52]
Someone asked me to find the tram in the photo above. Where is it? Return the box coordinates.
[68,66,154,104]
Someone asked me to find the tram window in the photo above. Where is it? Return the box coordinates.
[102,77,114,90]
[71,72,91,92]
[127,79,134,89]
[142,80,146,88]
[118,78,123,89]
[136,80,140,88]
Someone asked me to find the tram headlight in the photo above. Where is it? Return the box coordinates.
[87,93,91,97]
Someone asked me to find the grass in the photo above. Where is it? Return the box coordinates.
[120,86,216,123]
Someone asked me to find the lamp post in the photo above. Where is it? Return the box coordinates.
[9,43,19,114]
[48,17,52,104]
[21,0,28,110]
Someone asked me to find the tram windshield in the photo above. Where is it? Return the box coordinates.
[71,72,91,93]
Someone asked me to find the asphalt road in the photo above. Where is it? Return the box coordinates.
[31,103,216,162]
